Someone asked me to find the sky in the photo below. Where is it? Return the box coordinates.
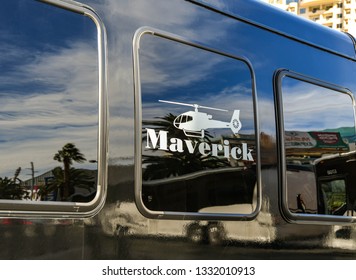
[282,76,355,133]
[138,32,257,138]
[2,0,355,181]
[0,0,99,180]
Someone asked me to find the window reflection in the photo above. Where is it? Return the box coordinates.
[137,31,258,217]
[319,179,346,215]
[0,1,98,203]
[281,74,356,217]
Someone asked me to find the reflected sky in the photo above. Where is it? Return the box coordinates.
[89,0,241,161]
[282,77,356,133]
[81,0,280,160]
[3,0,355,178]
[2,0,353,212]
[0,1,98,180]
[139,34,256,135]
[80,0,356,163]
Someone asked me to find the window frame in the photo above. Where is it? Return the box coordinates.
[275,69,356,224]
[0,0,108,218]
[133,26,261,220]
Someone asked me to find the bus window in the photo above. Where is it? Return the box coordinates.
[319,178,346,215]
[134,27,260,220]
[0,0,106,216]
[276,70,356,222]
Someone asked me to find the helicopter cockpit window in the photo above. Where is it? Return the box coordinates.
[134,27,260,219]
[0,0,106,216]
[181,115,192,123]
[276,70,356,223]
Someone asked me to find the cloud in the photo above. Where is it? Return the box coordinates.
[2,0,263,180]
[0,37,99,179]
[282,79,355,132]
[94,0,236,157]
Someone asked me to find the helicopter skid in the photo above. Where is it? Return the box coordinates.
[183,129,204,138]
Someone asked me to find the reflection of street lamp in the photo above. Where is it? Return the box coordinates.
[27,162,38,201]
[30,162,35,200]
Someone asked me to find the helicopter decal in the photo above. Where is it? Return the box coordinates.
[158,100,242,138]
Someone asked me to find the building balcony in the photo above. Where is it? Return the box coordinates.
[300,0,336,5]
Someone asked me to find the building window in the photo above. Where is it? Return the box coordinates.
[337,23,343,28]
[133,27,260,220]
[337,13,343,18]
[300,8,306,14]
[337,3,343,8]
[276,70,356,223]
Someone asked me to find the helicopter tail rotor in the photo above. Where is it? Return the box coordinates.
[229,110,242,134]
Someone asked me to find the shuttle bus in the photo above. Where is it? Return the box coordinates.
[1,0,356,259]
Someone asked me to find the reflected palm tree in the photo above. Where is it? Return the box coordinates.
[53,143,86,200]
[142,114,229,180]
[39,166,95,201]
[143,113,184,139]
[0,167,29,200]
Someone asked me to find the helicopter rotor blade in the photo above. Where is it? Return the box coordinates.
[158,100,195,108]
[158,100,228,112]
[197,105,228,112]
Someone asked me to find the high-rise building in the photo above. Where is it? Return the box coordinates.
[264,0,356,36]
[299,0,356,35]
[262,0,299,14]
[262,0,298,14]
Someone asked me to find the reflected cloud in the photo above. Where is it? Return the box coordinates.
[0,18,98,180]
[0,0,283,175]
[282,79,355,132]
[139,38,227,93]
[88,0,236,158]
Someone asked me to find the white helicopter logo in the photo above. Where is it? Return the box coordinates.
[159,100,241,138]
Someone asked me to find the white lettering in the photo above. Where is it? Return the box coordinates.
[184,139,198,154]
[146,128,168,151]
[231,146,242,160]
[242,143,253,161]
[198,142,211,156]
[211,143,223,157]
[145,129,254,161]
[169,138,183,153]
[223,139,230,158]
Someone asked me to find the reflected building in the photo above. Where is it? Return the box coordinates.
[277,70,356,219]
[266,0,356,37]
[263,0,299,14]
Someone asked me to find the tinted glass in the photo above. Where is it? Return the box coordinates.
[137,32,258,217]
[0,1,99,204]
[281,73,356,218]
